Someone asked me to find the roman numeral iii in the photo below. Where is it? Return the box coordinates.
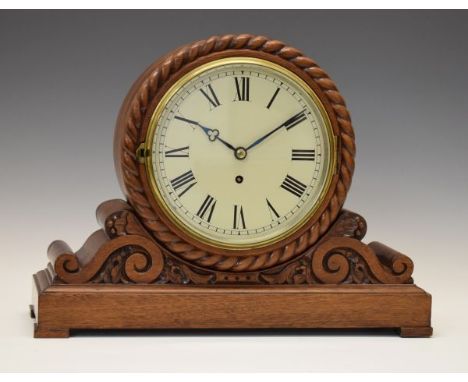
[281,175,307,198]
[165,146,189,158]
[234,77,250,101]
[196,194,216,223]
[200,84,221,109]
[292,149,315,161]
[233,204,246,229]
[170,170,197,197]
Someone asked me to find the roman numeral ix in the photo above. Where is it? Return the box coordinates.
[200,84,221,109]
[281,175,307,198]
[233,204,246,229]
[234,77,250,102]
[170,170,197,197]
[292,149,315,161]
[196,194,216,223]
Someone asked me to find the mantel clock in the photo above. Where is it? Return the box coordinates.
[31,34,432,338]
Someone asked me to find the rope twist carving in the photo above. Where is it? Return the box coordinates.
[119,34,355,272]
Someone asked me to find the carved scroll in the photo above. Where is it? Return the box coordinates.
[49,232,164,284]
[48,199,414,286]
[311,237,413,284]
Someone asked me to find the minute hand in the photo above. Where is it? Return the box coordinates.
[246,110,307,151]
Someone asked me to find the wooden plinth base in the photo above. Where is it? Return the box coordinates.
[32,269,432,338]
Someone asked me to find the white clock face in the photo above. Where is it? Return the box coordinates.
[147,57,335,249]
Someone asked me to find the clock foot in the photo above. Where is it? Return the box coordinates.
[399,326,433,338]
[29,304,35,319]
[34,325,70,339]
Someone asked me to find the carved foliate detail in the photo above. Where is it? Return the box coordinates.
[258,238,412,285]
[260,258,311,284]
[326,209,367,240]
[116,34,356,272]
[91,248,215,285]
[159,258,215,285]
[48,200,413,285]
[311,237,413,284]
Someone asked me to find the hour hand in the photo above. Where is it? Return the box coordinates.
[175,115,211,135]
[174,115,235,152]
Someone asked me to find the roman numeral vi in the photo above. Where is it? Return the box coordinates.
[233,204,246,229]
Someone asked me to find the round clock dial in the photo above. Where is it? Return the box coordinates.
[145,57,336,249]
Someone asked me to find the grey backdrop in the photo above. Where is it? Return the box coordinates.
[1,10,467,372]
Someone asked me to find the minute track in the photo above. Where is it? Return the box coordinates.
[149,57,334,248]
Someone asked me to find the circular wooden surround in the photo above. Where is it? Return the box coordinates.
[114,34,355,272]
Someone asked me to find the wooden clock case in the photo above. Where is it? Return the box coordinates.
[31,34,432,338]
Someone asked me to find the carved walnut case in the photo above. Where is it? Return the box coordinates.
[46,35,414,286]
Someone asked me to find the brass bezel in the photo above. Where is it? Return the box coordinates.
[143,57,337,250]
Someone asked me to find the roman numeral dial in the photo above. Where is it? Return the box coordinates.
[150,59,332,248]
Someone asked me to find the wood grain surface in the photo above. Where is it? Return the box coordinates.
[30,34,432,338]
[32,268,432,338]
